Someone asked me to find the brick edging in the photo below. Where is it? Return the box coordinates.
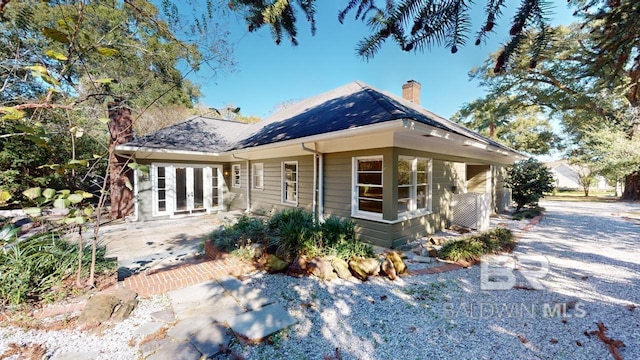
[409,213,544,276]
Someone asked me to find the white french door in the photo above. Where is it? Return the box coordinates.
[152,164,223,216]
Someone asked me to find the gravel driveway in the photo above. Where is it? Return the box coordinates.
[224,200,640,360]
[1,200,638,360]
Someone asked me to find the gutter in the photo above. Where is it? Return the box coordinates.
[301,143,324,221]
[232,154,251,212]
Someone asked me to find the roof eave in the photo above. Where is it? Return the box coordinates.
[401,118,527,161]
[115,144,221,157]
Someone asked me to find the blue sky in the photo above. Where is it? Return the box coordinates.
[192,1,576,119]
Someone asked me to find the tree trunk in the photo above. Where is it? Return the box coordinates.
[108,100,134,219]
[621,172,640,200]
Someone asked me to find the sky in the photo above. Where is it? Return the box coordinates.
[191,1,576,120]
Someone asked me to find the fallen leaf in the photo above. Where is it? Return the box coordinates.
[517,334,528,344]
[549,338,558,344]
[380,295,388,301]
[576,340,582,346]
[625,304,636,311]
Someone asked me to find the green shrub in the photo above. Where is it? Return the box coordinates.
[439,238,485,262]
[209,215,270,252]
[268,208,316,260]
[439,228,515,263]
[0,231,116,306]
[506,158,555,211]
[318,216,374,260]
[208,210,375,261]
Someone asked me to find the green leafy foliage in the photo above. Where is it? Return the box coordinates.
[439,227,515,263]
[209,210,374,261]
[506,158,555,211]
[0,231,116,306]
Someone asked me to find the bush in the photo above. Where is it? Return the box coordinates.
[208,215,270,253]
[268,208,316,260]
[208,210,375,261]
[506,158,555,211]
[318,216,374,260]
[0,231,116,306]
[439,228,515,263]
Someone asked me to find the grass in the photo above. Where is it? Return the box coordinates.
[0,231,116,306]
[439,227,515,263]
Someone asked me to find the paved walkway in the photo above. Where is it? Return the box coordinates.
[139,276,298,359]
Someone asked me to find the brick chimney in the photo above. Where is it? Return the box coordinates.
[402,80,421,105]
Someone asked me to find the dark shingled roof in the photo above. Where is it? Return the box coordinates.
[124,116,250,153]
[233,81,514,153]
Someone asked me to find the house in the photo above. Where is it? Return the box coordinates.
[545,160,611,191]
[116,80,525,248]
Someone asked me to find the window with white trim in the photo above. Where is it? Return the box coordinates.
[282,161,298,204]
[397,156,432,215]
[155,165,167,213]
[232,164,241,188]
[353,156,383,216]
[252,163,264,189]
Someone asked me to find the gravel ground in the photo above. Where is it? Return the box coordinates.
[0,295,170,359]
[1,200,638,360]
[221,200,640,360]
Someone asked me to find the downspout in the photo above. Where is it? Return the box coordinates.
[232,154,251,212]
[301,143,323,221]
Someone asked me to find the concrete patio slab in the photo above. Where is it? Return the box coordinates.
[219,275,274,310]
[188,323,232,358]
[228,303,298,341]
[146,340,201,360]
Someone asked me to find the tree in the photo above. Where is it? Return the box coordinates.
[506,158,555,211]
[229,0,557,72]
[0,0,234,287]
[453,94,561,155]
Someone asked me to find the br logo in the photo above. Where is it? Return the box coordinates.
[480,254,549,290]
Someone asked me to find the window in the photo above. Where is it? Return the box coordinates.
[353,156,383,216]
[155,166,167,213]
[397,156,431,215]
[252,163,264,189]
[232,164,241,188]
[282,161,298,204]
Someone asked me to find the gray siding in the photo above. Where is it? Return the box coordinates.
[249,155,314,215]
[227,162,248,211]
[467,164,489,193]
[323,148,465,248]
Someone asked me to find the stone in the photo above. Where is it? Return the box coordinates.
[175,294,244,323]
[308,257,337,281]
[424,247,439,258]
[348,258,368,281]
[77,295,119,325]
[265,254,289,273]
[228,303,298,341]
[412,255,433,263]
[134,321,165,337]
[146,340,202,360]
[429,237,448,246]
[380,258,397,280]
[139,337,171,358]
[287,255,311,276]
[53,352,100,360]
[386,251,407,275]
[250,243,265,259]
[188,323,232,357]
[330,257,351,279]
[359,258,380,276]
[151,310,176,323]
[219,275,274,311]
[168,317,215,341]
[111,300,136,322]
